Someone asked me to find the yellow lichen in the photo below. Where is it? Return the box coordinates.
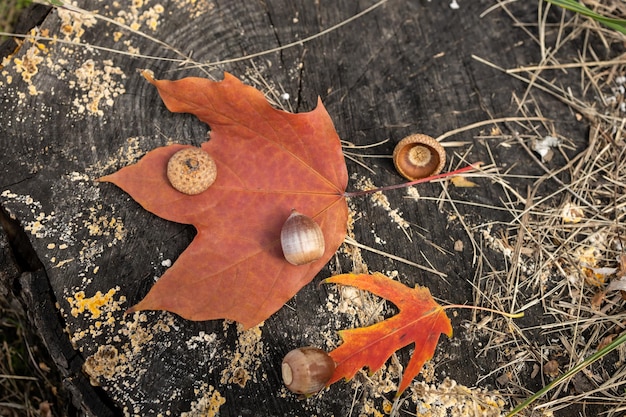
[67,287,119,319]
[181,384,225,417]
[83,344,122,384]
[411,378,505,417]
[70,59,126,117]
[220,323,263,388]
[83,205,126,243]
[13,44,44,83]
[363,401,384,417]
[57,6,97,42]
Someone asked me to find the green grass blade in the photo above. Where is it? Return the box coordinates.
[506,330,626,416]
[545,0,626,35]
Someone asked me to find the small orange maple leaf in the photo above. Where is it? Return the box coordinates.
[325,273,452,395]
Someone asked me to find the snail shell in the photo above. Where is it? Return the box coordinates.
[281,347,335,395]
[280,210,325,266]
[392,134,446,181]
[167,147,217,195]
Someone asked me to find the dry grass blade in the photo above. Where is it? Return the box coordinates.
[468,1,626,415]
[2,0,389,71]
[435,116,547,142]
[344,236,447,278]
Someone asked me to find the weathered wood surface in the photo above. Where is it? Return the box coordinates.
[0,1,593,416]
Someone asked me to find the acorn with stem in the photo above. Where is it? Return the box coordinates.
[281,347,336,395]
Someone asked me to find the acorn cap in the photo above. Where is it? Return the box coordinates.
[167,147,217,195]
[392,134,446,181]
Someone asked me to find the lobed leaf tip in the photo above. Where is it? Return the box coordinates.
[96,174,115,183]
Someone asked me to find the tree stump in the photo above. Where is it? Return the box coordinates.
[0,1,597,415]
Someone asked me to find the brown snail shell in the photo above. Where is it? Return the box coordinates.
[392,134,446,181]
[281,347,335,395]
[166,147,217,195]
[280,210,325,265]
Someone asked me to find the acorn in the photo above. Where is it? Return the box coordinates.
[281,347,335,395]
[392,134,446,181]
[166,147,217,195]
[280,210,325,265]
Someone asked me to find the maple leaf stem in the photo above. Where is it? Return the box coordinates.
[342,163,481,198]
[442,304,525,319]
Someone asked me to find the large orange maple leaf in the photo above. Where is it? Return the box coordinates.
[325,273,453,395]
[100,73,348,329]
